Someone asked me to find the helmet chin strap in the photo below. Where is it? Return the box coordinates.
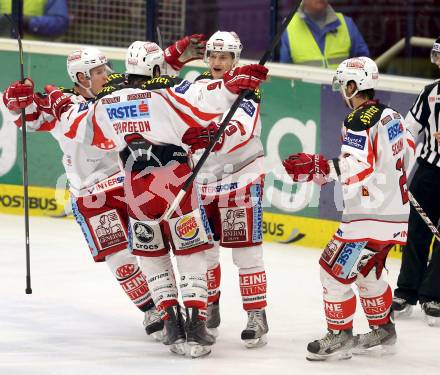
[340,86,358,109]
[77,80,95,98]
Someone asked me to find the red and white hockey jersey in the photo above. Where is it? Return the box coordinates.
[57,75,237,155]
[329,101,416,244]
[10,87,121,197]
[192,72,264,194]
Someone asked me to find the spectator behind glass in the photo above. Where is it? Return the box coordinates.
[0,0,69,39]
[279,0,369,68]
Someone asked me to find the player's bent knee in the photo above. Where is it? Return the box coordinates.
[105,248,137,274]
[320,267,354,300]
[205,241,220,267]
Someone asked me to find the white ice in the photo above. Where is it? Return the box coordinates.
[1,214,438,375]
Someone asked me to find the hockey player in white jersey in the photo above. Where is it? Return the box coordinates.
[2,36,206,342]
[30,40,268,357]
[181,31,268,348]
[283,57,415,361]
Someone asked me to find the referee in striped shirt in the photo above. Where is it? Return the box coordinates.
[392,37,440,324]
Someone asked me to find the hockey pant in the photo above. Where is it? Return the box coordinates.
[203,177,266,310]
[71,186,129,262]
[319,237,393,330]
[125,161,213,257]
[71,187,153,312]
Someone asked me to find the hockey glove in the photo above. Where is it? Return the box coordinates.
[182,122,224,152]
[223,64,268,94]
[34,85,72,120]
[164,34,206,70]
[283,153,330,185]
[3,78,34,111]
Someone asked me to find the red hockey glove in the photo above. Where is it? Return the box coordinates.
[3,78,34,111]
[283,153,330,185]
[182,123,224,152]
[223,64,268,94]
[33,85,72,120]
[164,34,206,70]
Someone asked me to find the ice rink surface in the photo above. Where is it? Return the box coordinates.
[1,214,438,375]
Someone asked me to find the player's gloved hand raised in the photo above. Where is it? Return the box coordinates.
[164,34,206,70]
[2,78,34,111]
[182,122,224,152]
[283,152,330,185]
[33,85,72,120]
[223,64,268,94]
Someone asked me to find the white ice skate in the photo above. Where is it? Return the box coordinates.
[241,309,268,348]
[353,322,397,356]
[306,329,354,361]
[143,307,164,342]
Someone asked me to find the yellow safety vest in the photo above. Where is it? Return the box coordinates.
[1,0,47,40]
[287,12,351,69]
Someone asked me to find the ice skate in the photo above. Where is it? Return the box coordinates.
[143,306,164,342]
[185,307,216,358]
[353,321,397,355]
[422,301,440,327]
[241,309,269,348]
[162,305,186,355]
[206,299,221,337]
[392,297,413,318]
[306,329,354,361]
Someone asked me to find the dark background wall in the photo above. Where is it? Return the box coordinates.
[187,0,440,77]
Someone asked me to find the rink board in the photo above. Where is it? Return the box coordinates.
[0,182,404,259]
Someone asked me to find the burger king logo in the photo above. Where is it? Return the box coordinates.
[175,215,199,241]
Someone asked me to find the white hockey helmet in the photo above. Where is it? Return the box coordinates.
[67,47,108,83]
[204,31,243,66]
[332,57,379,100]
[430,37,440,64]
[125,41,166,77]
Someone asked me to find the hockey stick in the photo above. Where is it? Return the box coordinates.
[156,26,163,49]
[164,4,298,220]
[409,192,440,242]
[4,13,32,294]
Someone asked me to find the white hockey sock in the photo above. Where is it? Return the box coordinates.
[139,254,178,315]
[176,251,208,319]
